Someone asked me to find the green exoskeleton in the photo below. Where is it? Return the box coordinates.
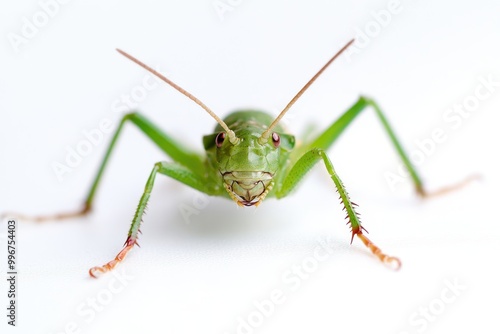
[4,39,472,277]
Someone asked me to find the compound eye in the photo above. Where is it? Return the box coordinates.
[215,132,226,147]
[272,132,280,148]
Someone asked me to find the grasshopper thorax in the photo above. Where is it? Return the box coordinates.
[203,110,294,207]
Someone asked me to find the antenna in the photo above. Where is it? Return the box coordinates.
[259,39,355,144]
[116,49,239,144]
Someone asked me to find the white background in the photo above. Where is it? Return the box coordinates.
[1,1,499,333]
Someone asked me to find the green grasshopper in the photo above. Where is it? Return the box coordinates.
[5,39,470,277]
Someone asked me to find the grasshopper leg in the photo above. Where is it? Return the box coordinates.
[301,96,477,198]
[89,161,211,278]
[277,148,401,269]
[1,112,205,223]
[3,111,213,277]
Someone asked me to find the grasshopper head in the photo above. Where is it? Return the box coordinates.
[204,111,294,207]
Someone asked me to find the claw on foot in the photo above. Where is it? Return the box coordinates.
[89,236,136,278]
[356,233,401,270]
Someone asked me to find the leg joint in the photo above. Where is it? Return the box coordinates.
[123,111,140,121]
[358,95,372,104]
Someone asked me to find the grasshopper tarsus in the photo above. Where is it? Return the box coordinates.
[356,233,401,271]
[0,203,91,223]
[416,174,480,198]
[89,236,136,278]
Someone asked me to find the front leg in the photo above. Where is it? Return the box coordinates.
[276,148,401,269]
[89,161,212,278]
